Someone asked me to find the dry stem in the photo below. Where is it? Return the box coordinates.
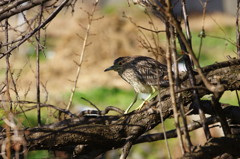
[66,0,99,110]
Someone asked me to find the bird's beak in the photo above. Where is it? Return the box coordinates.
[104,65,116,72]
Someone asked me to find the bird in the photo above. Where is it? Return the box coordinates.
[104,56,169,113]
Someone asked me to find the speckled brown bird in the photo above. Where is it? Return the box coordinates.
[104,56,169,113]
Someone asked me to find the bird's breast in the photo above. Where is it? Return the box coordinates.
[120,68,153,93]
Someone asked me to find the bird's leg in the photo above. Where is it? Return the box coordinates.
[124,93,138,114]
[137,94,151,109]
[136,87,158,110]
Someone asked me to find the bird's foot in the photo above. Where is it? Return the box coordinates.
[124,102,145,114]
[135,101,147,111]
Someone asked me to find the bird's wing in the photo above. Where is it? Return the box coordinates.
[134,58,169,87]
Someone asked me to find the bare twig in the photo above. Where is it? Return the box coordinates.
[237,0,240,58]
[35,4,44,127]
[4,18,12,159]
[165,1,185,154]
[40,81,49,104]
[197,0,208,60]
[236,90,240,106]
[66,0,99,110]
[81,97,100,112]
[4,20,12,112]
[123,12,166,58]
[137,25,165,33]
[120,141,133,159]
[183,53,212,140]
[157,100,172,159]
[211,92,231,136]
[181,0,192,47]
[180,0,193,152]
[205,34,236,46]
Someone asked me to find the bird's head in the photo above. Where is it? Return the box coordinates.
[104,56,131,72]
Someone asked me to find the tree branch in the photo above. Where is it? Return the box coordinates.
[0,0,50,21]
[181,137,240,159]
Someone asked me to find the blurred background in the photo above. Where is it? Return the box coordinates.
[0,0,239,158]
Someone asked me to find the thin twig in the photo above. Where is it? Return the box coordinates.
[81,97,100,112]
[4,21,12,112]
[181,0,192,47]
[211,92,231,136]
[165,2,185,155]
[236,90,240,106]
[35,4,44,127]
[137,25,165,33]
[157,99,172,159]
[120,141,133,159]
[123,12,165,58]
[183,51,212,140]
[205,34,236,46]
[66,0,99,110]
[180,0,193,152]
[4,18,12,159]
[146,11,164,58]
[236,0,240,58]
[197,0,208,60]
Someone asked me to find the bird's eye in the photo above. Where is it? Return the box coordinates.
[118,61,123,65]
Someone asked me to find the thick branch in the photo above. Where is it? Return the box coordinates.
[181,137,240,159]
